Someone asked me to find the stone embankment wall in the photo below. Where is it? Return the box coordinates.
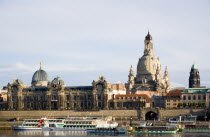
[0,109,206,121]
[159,109,205,118]
[0,110,138,120]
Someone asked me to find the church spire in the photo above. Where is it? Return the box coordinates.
[129,65,134,76]
[164,66,169,81]
[40,61,42,69]
[128,65,134,84]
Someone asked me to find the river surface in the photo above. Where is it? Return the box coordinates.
[0,131,210,137]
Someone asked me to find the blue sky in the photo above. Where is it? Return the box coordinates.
[0,0,210,88]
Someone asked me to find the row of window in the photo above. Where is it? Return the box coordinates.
[63,125,96,128]
[65,121,92,124]
[166,96,180,99]
[117,97,145,100]
[183,95,206,100]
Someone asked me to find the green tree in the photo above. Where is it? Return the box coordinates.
[202,103,206,107]
[177,103,182,108]
[198,102,201,107]
[192,102,196,107]
[187,102,191,107]
[183,102,187,107]
[195,103,198,107]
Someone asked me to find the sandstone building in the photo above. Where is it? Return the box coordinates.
[6,64,126,110]
[125,32,171,96]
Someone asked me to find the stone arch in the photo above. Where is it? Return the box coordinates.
[145,111,158,120]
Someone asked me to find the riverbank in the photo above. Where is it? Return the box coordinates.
[0,121,22,130]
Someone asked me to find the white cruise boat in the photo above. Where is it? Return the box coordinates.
[13,116,118,131]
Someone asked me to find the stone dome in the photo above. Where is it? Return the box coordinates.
[32,69,49,84]
[51,76,65,87]
[137,54,161,75]
[31,64,50,86]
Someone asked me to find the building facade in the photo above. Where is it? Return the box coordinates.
[0,89,7,110]
[164,89,183,108]
[181,88,210,108]
[180,64,209,108]
[6,65,126,110]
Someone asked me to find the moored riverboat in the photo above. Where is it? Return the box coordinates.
[86,119,125,134]
[127,123,178,134]
[182,124,210,133]
[13,116,116,131]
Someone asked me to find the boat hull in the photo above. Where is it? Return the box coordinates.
[183,129,210,133]
[87,129,126,134]
[128,129,178,134]
[13,126,87,131]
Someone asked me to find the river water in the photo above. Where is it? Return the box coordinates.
[0,131,210,137]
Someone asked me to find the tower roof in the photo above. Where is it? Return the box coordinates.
[51,76,65,86]
[145,31,152,40]
[191,64,198,69]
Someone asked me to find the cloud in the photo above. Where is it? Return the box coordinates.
[0,62,98,73]
[0,63,34,72]
[0,0,210,88]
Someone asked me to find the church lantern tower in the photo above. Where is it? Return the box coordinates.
[189,64,200,88]
[144,31,154,55]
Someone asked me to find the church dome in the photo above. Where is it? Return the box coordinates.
[137,54,161,76]
[51,76,65,87]
[31,62,49,86]
[136,32,161,82]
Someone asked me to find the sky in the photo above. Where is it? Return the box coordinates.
[0,0,210,88]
